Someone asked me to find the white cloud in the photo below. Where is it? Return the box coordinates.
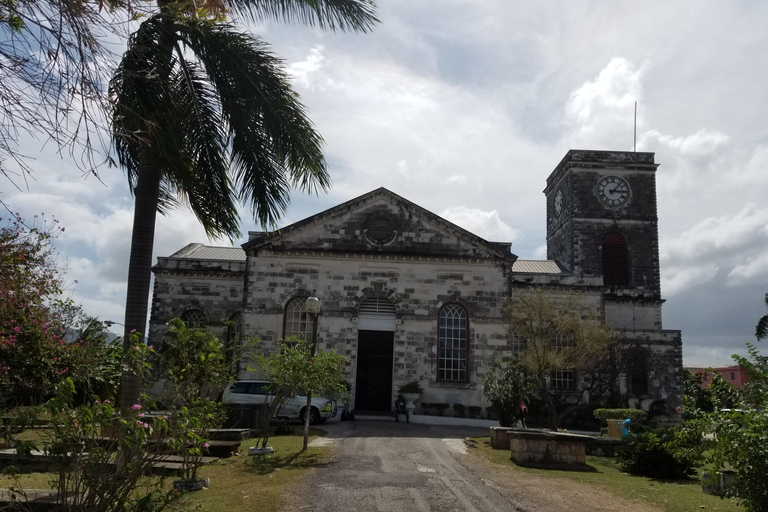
[439,206,521,243]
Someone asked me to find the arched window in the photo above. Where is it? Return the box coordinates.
[181,309,206,328]
[438,304,468,382]
[283,297,313,343]
[602,232,629,286]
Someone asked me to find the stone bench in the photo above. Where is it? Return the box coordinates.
[507,429,592,469]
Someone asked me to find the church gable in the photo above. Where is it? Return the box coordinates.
[243,188,516,261]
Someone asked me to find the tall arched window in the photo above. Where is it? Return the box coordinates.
[283,297,313,343]
[602,232,629,286]
[438,304,468,382]
[181,309,206,328]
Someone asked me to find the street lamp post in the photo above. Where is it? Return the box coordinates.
[302,290,321,450]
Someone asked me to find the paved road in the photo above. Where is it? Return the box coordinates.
[289,420,528,512]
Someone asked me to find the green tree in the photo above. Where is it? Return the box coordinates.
[159,318,233,483]
[110,0,377,411]
[255,338,347,451]
[756,292,768,341]
[507,288,613,430]
[0,0,128,184]
[481,359,535,427]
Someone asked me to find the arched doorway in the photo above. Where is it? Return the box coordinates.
[355,298,396,412]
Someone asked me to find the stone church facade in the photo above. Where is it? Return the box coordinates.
[149,150,683,414]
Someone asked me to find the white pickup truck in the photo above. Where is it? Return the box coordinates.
[221,380,336,424]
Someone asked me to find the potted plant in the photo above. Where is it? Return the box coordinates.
[398,381,423,414]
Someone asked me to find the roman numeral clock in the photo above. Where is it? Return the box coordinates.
[597,176,630,207]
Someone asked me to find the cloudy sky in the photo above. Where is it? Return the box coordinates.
[3,1,768,367]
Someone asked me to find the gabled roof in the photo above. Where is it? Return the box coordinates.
[242,187,517,261]
[167,243,246,261]
[511,260,566,274]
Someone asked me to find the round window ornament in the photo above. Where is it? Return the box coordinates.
[364,215,397,245]
[553,189,563,217]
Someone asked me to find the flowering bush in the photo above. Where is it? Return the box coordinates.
[482,359,535,427]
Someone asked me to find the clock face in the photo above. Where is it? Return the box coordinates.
[553,189,563,217]
[597,176,630,207]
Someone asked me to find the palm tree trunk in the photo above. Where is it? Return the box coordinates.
[120,156,160,413]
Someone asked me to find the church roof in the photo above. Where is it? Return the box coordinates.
[242,187,518,261]
[511,260,565,274]
[168,244,246,261]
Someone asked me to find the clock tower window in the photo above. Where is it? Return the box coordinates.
[602,232,629,286]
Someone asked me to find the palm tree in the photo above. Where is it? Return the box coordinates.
[110,0,377,410]
[757,293,768,341]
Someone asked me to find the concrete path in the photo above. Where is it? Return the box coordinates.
[291,420,527,512]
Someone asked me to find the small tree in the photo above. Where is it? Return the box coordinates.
[255,338,348,451]
[481,359,535,427]
[159,318,232,484]
[508,288,613,430]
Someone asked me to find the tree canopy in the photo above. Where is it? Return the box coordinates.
[507,288,613,429]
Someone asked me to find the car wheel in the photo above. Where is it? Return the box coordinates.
[301,407,321,425]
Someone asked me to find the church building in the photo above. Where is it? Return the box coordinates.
[148,150,683,415]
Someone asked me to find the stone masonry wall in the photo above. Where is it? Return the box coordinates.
[242,250,511,410]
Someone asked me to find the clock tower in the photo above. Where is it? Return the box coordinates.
[544,150,661,299]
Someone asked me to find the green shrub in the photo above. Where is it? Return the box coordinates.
[399,381,423,394]
[481,359,534,427]
[434,403,449,416]
[452,403,465,417]
[616,428,700,480]
[468,406,482,418]
[593,408,647,423]
[421,402,435,415]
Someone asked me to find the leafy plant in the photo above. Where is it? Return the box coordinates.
[159,318,232,483]
[705,343,768,511]
[434,403,450,416]
[253,337,348,451]
[616,427,700,480]
[468,406,482,418]
[421,403,435,415]
[1,350,172,511]
[399,380,423,394]
[593,409,647,423]
[481,359,534,427]
[452,403,466,417]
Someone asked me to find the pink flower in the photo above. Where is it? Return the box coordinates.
[133,346,140,351]
[104,400,110,404]
[141,422,149,428]
[203,442,209,448]
[13,327,20,332]
[94,400,100,405]
[130,404,141,411]
[138,413,145,417]
[162,415,168,420]
[147,345,153,350]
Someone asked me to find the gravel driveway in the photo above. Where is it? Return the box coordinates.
[288,420,661,512]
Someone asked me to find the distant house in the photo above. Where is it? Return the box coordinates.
[149,149,683,415]
[686,366,750,390]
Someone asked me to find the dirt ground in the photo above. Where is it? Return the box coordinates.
[459,445,663,512]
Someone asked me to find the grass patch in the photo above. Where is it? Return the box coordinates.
[169,430,331,512]
[475,438,742,512]
[0,429,330,512]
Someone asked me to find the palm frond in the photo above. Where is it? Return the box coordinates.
[177,20,330,227]
[757,293,768,340]
[109,14,181,193]
[165,58,241,239]
[225,0,378,33]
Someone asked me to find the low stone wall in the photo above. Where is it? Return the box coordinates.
[508,430,590,469]
[585,437,625,457]
[490,427,515,450]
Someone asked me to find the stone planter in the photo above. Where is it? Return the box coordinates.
[490,427,516,450]
[401,393,421,414]
[172,477,210,492]
[508,429,591,469]
[702,470,737,496]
